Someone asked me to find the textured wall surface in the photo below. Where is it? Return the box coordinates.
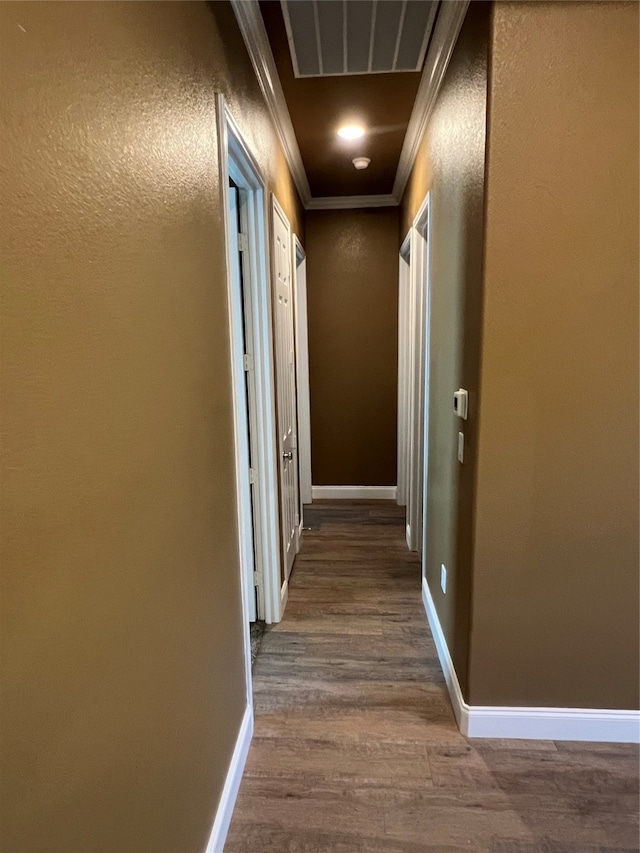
[0,3,301,851]
[305,208,400,486]
[470,1,639,708]
[400,3,490,693]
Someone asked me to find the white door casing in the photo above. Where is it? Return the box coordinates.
[218,93,283,627]
[293,237,312,509]
[397,234,411,509]
[228,184,258,622]
[272,197,300,585]
[408,194,432,557]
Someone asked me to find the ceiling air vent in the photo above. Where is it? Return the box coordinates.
[280,0,440,78]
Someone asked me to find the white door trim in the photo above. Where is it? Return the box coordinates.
[293,236,312,508]
[218,94,283,627]
[397,232,411,508]
[415,196,433,564]
[227,183,258,625]
[422,578,640,743]
[407,194,432,554]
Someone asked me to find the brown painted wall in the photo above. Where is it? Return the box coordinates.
[305,208,400,486]
[400,3,490,693]
[0,3,302,852]
[469,1,640,708]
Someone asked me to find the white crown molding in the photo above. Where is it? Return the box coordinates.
[230,0,311,206]
[231,0,469,211]
[312,485,398,500]
[306,194,398,211]
[392,0,470,201]
[422,577,640,743]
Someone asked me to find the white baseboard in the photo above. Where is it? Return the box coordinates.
[311,485,397,500]
[205,705,253,853]
[421,576,468,733]
[421,577,640,744]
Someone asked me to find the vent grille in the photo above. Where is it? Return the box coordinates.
[281,0,439,78]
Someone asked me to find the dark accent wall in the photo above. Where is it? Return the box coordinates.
[400,2,490,695]
[0,3,302,851]
[305,208,400,487]
[469,0,640,709]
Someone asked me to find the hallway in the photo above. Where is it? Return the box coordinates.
[226,502,639,852]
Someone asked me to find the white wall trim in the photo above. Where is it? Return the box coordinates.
[312,485,397,500]
[421,576,468,732]
[306,194,399,210]
[392,1,470,201]
[406,193,432,554]
[421,578,640,743]
[230,0,311,206]
[218,94,283,627]
[204,705,253,853]
[396,251,410,508]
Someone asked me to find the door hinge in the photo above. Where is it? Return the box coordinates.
[238,232,248,252]
[248,467,257,484]
[243,353,253,372]
[253,569,263,587]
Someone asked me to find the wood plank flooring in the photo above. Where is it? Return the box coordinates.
[226,501,639,852]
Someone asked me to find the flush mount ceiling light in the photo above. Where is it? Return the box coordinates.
[352,157,371,170]
[337,124,365,140]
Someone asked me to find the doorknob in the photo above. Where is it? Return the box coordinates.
[282,451,293,460]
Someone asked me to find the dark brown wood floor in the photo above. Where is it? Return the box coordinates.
[226,501,639,852]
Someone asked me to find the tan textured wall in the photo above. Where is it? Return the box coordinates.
[400,3,490,693]
[0,3,302,852]
[305,208,400,486]
[469,1,640,708]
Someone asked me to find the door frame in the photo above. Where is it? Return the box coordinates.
[227,182,258,626]
[407,193,432,555]
[271,194,299,610]
[397,232,411,513]
[217,94,283,631]
[293,235,311,512]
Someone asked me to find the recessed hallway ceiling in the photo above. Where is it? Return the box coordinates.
[280,0,439,77]
[259,0,435,198]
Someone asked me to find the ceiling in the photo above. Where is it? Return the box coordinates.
[259,1,436,198]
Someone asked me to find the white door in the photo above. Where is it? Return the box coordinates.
[272,198,300,582]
